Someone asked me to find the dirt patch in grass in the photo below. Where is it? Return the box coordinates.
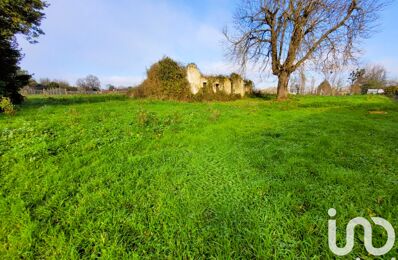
[368,110,388,114]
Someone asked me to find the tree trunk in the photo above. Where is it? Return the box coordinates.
[277,72,290,100]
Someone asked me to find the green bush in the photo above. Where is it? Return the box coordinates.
[131,57,191,101]
[137,109,158,128]
[360,84,370,95]
[127,86,146,99]
[193,88,240,102]
[249,89,276,100]
[384,86,398,97]
[0,97,16,115]
[0,39,31,104]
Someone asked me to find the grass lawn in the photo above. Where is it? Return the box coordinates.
[0,94,397,259]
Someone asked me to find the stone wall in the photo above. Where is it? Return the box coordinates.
[186,64,203,95]
[186,64,252,97]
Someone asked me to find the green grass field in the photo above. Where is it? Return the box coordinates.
[1,95,397,259]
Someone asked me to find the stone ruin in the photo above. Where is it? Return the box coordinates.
[186,64,253,97]
[317,80,333,96]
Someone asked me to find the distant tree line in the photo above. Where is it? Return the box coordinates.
[281,62,397,97]
[26,75,102,92]
[349,65,389,94]
[76,75,101,91]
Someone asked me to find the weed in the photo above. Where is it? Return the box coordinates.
[209,109,221,122]
[0,97,16,115]
[137,108,158,128]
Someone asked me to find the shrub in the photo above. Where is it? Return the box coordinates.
[384,86,398,97]
[137,109,158,128]
[0,97,16,115]
[0,39,31,105]
[136,109,182,137]
[136,57,191,101]
[350,84,362,95]
[192,78,241,102]
[249,89,276,100]
[127,86,146,98]
[193,89,241,102]
[209,109,221,121]
[360,84,370,95]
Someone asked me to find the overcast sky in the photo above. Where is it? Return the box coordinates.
[17,0,398,88]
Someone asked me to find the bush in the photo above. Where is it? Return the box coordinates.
[193,88,240,102]
[209,109,221,121]
[137,109,158,128]
[127,86,146,99]
[384,86,398,97]
[0,39,31,104]
[360,84,370,95]
[0,97,16,115]
[249,89,276,100]
[133,57,191,101]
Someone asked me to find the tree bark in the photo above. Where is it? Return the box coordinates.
[277,72,290,100]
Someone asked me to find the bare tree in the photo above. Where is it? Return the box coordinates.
[310,76,316,95]
[39,78,51,86]
[299,66,306,94]
[76,75,101,91]
[362,64,387,88]
[387,78,398,87]
[289,74,300,94]
[350,64,387,93]
[349,68,366,86]
[326,69,345,91]
[225,0,386,99]
[334,76,345,91]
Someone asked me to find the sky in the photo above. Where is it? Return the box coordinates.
[17,0,398,88]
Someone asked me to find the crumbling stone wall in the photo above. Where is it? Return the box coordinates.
[186,64,204,95]
[317,80,333,96]
[186,64,252,97]
[231,73,245,96]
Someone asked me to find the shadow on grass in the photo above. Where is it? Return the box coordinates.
[248,93,277,100]
[230,104,398,257]
[22,94,129,108]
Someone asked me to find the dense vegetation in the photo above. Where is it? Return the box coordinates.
[0,0,48,104]
[385,86,398,97]
[128,57,192,100]
[1,95,397,258]
[0,39,31,104]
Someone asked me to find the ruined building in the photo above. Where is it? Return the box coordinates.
[317,80,333,96]
[186,64,253,97]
